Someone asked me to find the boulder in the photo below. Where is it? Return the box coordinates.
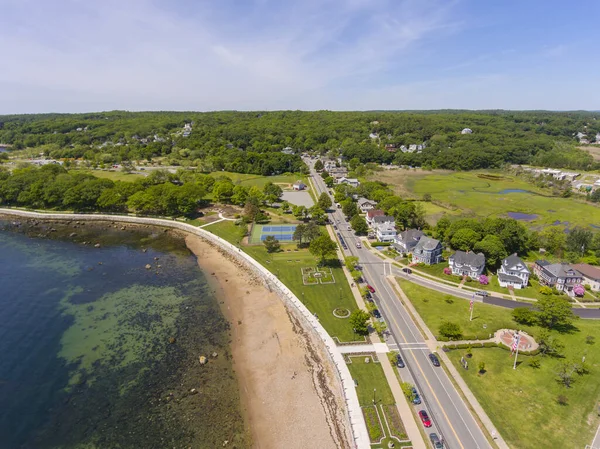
[169,337,176,344]
[69,232,77,238]
[94,243,100,248]
[145,264,152,270]
[190,388,198,394]
[199,355,208,365]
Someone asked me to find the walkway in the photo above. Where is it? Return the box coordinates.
[338,342,390,354]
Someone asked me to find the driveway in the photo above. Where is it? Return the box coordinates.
[281,191,314,207]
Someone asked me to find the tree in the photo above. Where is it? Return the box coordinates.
[309,205,327,224]
[292,204,308,221]
[434,215,451,241]
[293,223,307,244]
[280,200,291,213]
[317,192,332,210]
[438,321,463,340]
[243,198,261,222]
[400,382,416,402]
[263,235,280,253]
[349,309,370,335]
[451,228,481,251]
[231,185,249,205]
[512,307,538,326]
[314,159,324,171]
[324,176,335,187]
[478,361,486,374]
[537,329,565,357]
[566,227,593,255]
[350,214,369,235]
[304,221,322,242]
[541,227,566,256]
[263,182,283,204]
[556,360,576,388]
[372,320,387,337]
[537,296,576,330]
[474,235,507,269]
[213,180,234,203]
[345,256,359,271]
[341,199,359,219]
[309,234,338,264]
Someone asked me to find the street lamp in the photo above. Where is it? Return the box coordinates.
[372,388,376,404]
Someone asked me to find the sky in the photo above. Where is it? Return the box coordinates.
[1,0,599,113]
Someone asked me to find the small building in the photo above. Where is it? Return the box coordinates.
[461,128,473,134]
[533,261,583,293]
[366,209,385,226]
[448,251,486,279]
[282,146,294,155]
[337,177,360,188]
[412,237,443,265]
[374,222,397,243]
[369,133,379,139]
[358,198,377,213]
[292,181,307,191]
[393,229,424,254]
[385,144,397,152]
[497,254,530,289]
[370,215,395,229]
[571,264,600,291]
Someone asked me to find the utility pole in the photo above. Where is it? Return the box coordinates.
[372,388,376,404]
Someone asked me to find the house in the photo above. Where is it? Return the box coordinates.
[374,222,397,242]
[497,254,530,289]
[385,144,397,152]
[461,128,473,134]
[562,172,580,181]
[448,251,486,278]
[595,133,600,144]
[324,160,337,171]
[366,209,385,226]
[571,264,600,291]
[393,229,424,254]
[292,180,307,191]
[533,261,583,293]
[282,146,294,155]
[358,198,377,213]
[369,133,379,139]
[370,215,395,229]
[412,237,443,265]
[338,177,360,187]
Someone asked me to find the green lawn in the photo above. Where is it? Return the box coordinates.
[400,279,600,449]
[204,221,360,341]
[398,279,534,339]
[399,170,600,229]
[347,356,395,406]
[209,171,307,189]
[73,169,145,182]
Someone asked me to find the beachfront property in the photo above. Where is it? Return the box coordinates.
[571,263,600,291]
[392,229,424,254]
[412,236,443,265]
[497,254,530,289]
[448,251,486,279]
[366,209,385,226]
[357,197,377,213]
[292,180,307,191]
[533,261,583,293]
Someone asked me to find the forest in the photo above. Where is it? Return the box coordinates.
[1,110,599,172]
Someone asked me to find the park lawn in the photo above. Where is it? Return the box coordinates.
[412,262,455,279]
[204,221,360,341]
[347,356,395,406]
[397,279,534,339]
[400,170,600,230]
[74,169,145,182]
[209,171,307,189]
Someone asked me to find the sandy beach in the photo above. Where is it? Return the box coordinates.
[185,235,352,449]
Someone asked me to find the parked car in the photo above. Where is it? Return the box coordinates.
[333,224,337,230]
[429,353,440,367]
[402,267,412,274]
[396,354,405,368]
[418,410,432,428]
[347,225,352,231]
[411,387,421,404]
[475,290,489,297]
[356,241,362,249]
[372,309,381,319]
[367,285,376,293]
[429,433,443,448]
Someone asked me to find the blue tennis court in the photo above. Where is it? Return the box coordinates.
[262,226,296,232]
[252,224,298,243]
[260,234,294,241]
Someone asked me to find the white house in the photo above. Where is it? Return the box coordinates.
[370,215,395,229]
[461,128,473,134]
[337,177,360,188]
[292,180,307,191]
[358,198,377,213]
[323,160,337,171]
[497,254,530,289]
[375,223,397,242]
[369,133,379,139]
[448,251,486,279]
[282,146,294,155]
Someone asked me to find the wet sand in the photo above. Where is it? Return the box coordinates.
[185,235,352,449]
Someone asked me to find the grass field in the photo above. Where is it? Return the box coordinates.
[204,221,360,341]
[74,169,145,182]
[209,171,308,189]
[400,279,600,449]
[347,356,395,406]
[374,169,600,229]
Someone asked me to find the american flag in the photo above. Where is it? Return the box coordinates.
[469,299,474,311]
[511,333,521,355]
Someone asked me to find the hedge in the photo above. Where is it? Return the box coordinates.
[370,241,392,247]
[443,341,540,356]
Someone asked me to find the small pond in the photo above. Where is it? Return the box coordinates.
[507,212,538,221]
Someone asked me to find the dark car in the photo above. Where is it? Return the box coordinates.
[429,433,443,448]
[396,354,405,368]
[411,387,421,404]
[418,410,432,428]
[475,290,489,297]
[429,353,440,367]
[367,284,376,293]
[333,224,337,230]
[402,267,412,274]
[372,309,382,319]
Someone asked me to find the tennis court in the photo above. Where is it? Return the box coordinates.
[250,224,298,244]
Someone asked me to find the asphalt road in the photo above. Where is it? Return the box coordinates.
[306,159,491,449]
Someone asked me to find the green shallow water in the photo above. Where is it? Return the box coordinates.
[0,219,249,449]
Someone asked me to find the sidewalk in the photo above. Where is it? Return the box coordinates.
[389,276,510,449]
[377,351,426,449]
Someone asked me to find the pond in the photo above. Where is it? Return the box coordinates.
[507,212,538,221]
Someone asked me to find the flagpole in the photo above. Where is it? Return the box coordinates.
[513,336,520,370]
[470,301,474,321]
[469,295,474,321]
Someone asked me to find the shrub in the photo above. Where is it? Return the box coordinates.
[370,241,391,247]
[512,307,538,326]
[443,267,452,275]
[438,321,463,340]
[539,286,554,295]
[556,395,568,406]
[573,284,585,297]
[530,357,541,369]
[586,335,595,345]
[479,275,489,285]
[444,297,454,304]
[478,361,486,374]
[483,342,498,348]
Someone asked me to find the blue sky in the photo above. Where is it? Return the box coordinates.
[0,0,599,113]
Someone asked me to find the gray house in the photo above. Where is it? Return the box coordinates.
[393,229,424,253]
[449,251,486,279]
[412,237,443,265]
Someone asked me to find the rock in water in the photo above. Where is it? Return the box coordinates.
[199,355,208,365]
[94,243,101,248]
[145,264,152,270]
[190,388,198,394]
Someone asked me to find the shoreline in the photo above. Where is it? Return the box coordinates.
[0,210,357,448]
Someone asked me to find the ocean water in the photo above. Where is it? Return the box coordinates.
[0,220,248,449]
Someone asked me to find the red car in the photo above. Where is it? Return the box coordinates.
[419,410,432,428]
[367,284,376,293]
